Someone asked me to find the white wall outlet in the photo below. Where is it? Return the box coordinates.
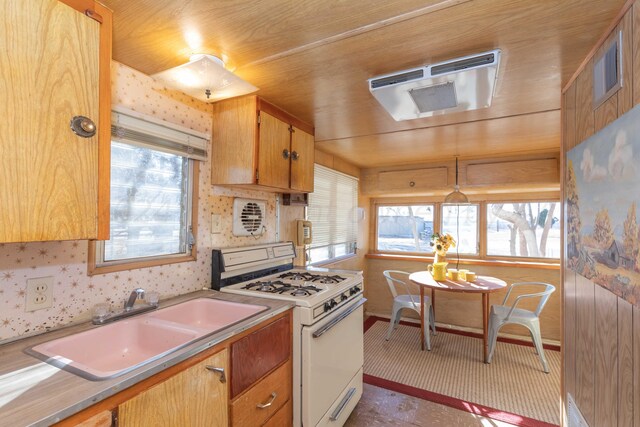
[211,214,222,234]
[25,276,54,312]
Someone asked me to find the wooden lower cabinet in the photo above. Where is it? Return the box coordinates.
[230,360,292,427]
[55,310,293,427]
[118,349,228,427]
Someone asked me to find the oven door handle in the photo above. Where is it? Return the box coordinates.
[312,298,366,339]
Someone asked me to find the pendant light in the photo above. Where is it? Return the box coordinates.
[444,157,469,204]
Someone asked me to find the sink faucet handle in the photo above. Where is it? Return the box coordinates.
[124,288,146,311]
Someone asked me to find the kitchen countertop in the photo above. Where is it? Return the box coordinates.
[0,290,294,427]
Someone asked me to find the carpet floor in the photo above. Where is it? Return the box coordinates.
[363,317,561,426]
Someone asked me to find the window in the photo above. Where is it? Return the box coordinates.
[306,164,358,265]
[441,204,479,255]
[376,205,434,253]
[487,202,560,259]
[90,109,207,273]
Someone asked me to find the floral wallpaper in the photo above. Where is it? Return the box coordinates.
[0,62,304,342]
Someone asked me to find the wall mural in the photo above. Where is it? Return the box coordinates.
[567,103,640,306]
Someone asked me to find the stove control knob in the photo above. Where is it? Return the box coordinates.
[324,302,332,312]
[341,293,348,301]
[330,299,338,308]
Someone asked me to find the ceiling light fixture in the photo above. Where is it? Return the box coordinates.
[151,54,258,103]
[444,157,469,204]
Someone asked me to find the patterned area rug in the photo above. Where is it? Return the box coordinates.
[363,317,560,427]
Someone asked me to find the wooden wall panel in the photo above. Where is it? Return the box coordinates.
[594,284,618,427]
[575,59,595,144]
[563,83,577,151]
[635,305,640,427]
[634,4,640,104]
[594,95,618,132]
[364,258,562,341]
[574,274,595,426]
[618,298,634,427]
[563,267,576,398]
[618,9,634,115]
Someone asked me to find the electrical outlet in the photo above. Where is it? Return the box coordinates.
[25,276,53,312]
[211,214,222,234]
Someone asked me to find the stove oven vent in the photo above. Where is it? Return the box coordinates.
[232,198,266,236]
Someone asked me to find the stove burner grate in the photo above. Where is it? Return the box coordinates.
[310,275,346,284]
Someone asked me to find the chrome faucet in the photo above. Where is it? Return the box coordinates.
[124,288,145,311]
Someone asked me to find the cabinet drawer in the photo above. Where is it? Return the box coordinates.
[231,360,292,427]
[231,315,291,397]
[263,398,292,427]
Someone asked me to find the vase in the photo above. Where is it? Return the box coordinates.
[434,253,447,264]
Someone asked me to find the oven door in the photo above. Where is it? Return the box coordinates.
[301,297,365,427]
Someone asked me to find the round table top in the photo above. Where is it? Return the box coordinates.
[409,271,507,293]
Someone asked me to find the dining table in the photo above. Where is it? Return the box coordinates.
[409,271,507,363]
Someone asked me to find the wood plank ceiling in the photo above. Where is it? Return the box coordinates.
[102,0,626,169]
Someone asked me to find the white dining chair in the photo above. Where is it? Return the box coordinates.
[486,282,556,373]
[383,270,436,351]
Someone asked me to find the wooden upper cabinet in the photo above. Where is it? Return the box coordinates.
[0,0,111,243]
[119,349,229,427]
[290,126,315,192]
[258,112,291,190]
[211,95,315,193]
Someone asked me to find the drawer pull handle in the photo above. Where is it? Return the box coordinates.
[205,366,226,383]
[257,392,277,409]
[330,387,357,421]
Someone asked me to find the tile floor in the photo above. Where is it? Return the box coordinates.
[345,383,518,427]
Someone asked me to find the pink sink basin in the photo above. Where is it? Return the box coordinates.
[29,318,200,380]
[146,298,268,331]
[27,298,268,380]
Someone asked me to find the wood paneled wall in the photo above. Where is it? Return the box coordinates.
[562,2,640,425]
[366,258,561,341]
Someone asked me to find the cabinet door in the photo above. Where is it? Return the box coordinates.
[0,0,101,242]
[119,349,228,427]
[258,112,291,190]
[290,127,315,192]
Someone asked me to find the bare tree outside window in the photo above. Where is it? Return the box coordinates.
[487,202,560,258]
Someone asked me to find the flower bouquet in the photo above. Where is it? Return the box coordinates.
[430,232,456,264]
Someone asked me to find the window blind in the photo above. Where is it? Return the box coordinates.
[111,106,209,161]
[307,164,358,250]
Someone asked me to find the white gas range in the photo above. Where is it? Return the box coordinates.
[212,242,364,427]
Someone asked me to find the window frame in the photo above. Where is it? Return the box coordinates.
[305,164,359,266]
[371,196,561,264]
[485,200,561,262]
[374,203,438,255]
[88,153,200,276]
[440,203,481,256]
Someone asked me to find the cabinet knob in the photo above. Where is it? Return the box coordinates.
[282,149,291,159]
[205,365,226,383]
[409,181,415,187]
[291,151,299,161]
[256,392,278,409]
[70,116,97,138]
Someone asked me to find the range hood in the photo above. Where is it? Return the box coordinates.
[368,49,501,121]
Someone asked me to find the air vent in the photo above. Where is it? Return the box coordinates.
[368,49,500,121]
[593,30,622,109]
[232,198,266,237]
[409,82,458,113]
[370,69,425,89]
[431,52,496,76]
